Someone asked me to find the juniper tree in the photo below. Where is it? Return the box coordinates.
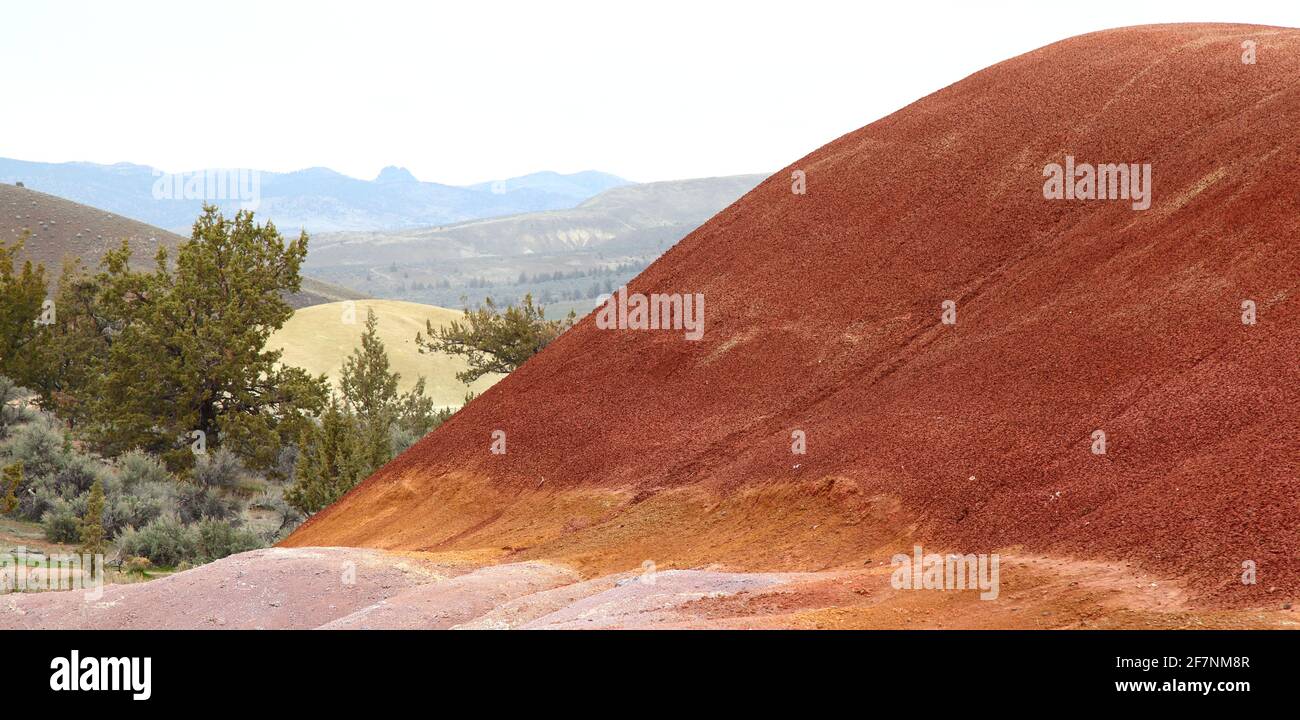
[0,234,48,385]
[80,478,107,574]
[340,309,401,471]
[340,308,445,470]
[286,311,446,516]
[284,397,367,515]
[73,207,328,474]
[395,376,442,438]
[415,294,575,383]
[0,462,21,514]
[24,260,109,427]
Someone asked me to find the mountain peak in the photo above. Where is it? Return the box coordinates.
[374,166,418,184]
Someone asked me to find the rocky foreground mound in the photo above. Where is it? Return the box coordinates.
[2,547,1290,629]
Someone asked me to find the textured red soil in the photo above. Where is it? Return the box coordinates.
[286,23,1300,610]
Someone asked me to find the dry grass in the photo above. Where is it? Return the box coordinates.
[265,299,502,407]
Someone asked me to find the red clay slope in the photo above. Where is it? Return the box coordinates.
[286,24,1300,606]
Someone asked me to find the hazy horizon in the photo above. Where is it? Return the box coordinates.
[4,0,1299,184]
[0,156,634,187]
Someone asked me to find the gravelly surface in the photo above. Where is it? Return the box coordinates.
[320,561,580,629]
[514,569,808,629]
[0,547,460,629]
[2,547,1294,629]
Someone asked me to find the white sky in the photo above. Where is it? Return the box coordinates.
[2,0,1297,184]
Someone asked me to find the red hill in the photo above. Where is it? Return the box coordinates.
[285,24,1300,606]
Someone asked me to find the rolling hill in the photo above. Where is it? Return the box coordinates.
[285,23,1300,610]
[0,183,363,308]
[266,299,502,406]
[310,174,767,263]
[304,174,768,312]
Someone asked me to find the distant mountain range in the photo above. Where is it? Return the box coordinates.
[1,163,767,315]
[0,157,629,234]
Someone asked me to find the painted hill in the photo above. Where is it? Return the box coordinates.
[0,183,363,308]
[286,24,1300,608]
[266,299,502,406]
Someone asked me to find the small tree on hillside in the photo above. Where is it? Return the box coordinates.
[286,311,447,516]
[394,376,442,438]
[340,309,401,472]
[80,478,107,576]
[341,309,446,468]
[415,294,575,383]
[1,462,21,514]
[0,235,49,386]
[284,397,367,515]
[24,260,109,428]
